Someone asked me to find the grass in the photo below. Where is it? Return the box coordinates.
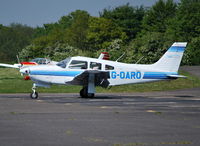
[0,68,200,93]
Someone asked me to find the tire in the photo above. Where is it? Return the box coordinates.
[87,93,94,98]
[30,92,38,99]
[80,87,95,98]
[80,88,84,98]
[80,87,88,98]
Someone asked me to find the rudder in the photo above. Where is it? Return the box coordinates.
[152,42,187,72]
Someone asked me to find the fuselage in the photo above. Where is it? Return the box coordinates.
[20,56,178,87]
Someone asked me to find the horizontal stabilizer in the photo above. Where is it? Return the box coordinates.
[167,74,187,79]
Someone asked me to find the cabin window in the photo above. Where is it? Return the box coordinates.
[90,62,102,70]
[105,65,114,70]
[69,60,88,69]
[31,58,48,64]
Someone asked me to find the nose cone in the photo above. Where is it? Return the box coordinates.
[20,67,30,75]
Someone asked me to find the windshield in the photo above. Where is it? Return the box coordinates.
[56,58,71,68]
[31,58,49,64]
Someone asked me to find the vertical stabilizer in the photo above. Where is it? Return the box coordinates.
[152,42,187,72]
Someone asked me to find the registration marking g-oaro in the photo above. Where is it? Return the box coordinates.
[17,42,188,99]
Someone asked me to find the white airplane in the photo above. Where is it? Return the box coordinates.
[0,58,58,80]
[18,42,187,99]
[0,58,58,69]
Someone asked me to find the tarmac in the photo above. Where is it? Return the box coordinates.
[0,66,200,146]
[0,88,200,146]
[180,66,200,78]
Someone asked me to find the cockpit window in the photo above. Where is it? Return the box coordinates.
[90,62,101,70]
[105,65,114,70]
[56,58,71,68]
[31,58,48,64]
[69,60,88,69]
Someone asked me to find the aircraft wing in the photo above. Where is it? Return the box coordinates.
[67,70,110,88]
[0,63,20,68]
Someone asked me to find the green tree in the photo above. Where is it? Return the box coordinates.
[101,4,145,41]
[58,15,73,29]
[0,23,35,63]
[166,0,200,41]
[125,32,171,64]
[183,37,200,65]
[142,0,177,33]
[86,17,127,51]
[20,10,91,60]
[165,0,200,64]
[64,10,90,50]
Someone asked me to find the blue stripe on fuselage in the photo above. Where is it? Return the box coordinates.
[30,70,83,76]
[30,70,178,79]
[168,46,185,52]
[143,72,178,79]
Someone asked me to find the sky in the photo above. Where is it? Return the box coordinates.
[0,0,180,27]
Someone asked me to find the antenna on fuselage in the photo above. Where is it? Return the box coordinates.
[135,56,144,64]
[116,52,125,62]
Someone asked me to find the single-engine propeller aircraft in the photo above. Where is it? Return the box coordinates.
[0,58,58,69]
[17,42,187,99]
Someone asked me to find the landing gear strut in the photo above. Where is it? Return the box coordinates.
[80,87,94,98]
[30,83,38,99]
[80,73,95,98]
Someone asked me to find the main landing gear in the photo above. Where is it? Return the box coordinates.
[30,83,38,99]
[79,73,95,98]
[80,87,94,98]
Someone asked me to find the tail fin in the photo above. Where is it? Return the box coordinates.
[152,42,187,72]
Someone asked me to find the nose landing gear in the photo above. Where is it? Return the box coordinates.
[30,83,38,99]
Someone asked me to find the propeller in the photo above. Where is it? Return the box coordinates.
[14,55,23,69]
[16,55,20,64]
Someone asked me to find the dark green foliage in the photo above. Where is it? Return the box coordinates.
[100,4,145,41]
[86,17,127,51]
[123,32,174,64]
[64,10,90,50]
[142,0,177,33]
[165,0,200,64]
[184,37,200,65]
[167,0,200,41]
[0,23,35,63]
[137,0,200,65]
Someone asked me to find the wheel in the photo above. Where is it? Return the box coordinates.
[87,93,94,98]
[80,88,84,98]
[80,87,95,98]
[80,88,87,98]
[30,92,38,99]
